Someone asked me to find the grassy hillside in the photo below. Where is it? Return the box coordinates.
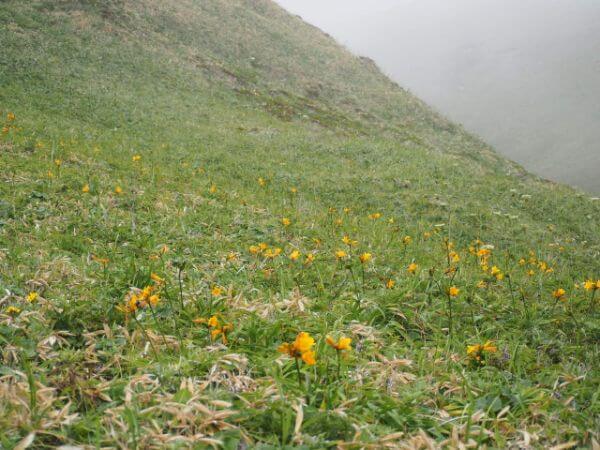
[1,0,599,448]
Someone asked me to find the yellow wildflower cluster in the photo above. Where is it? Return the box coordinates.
[342,235,358,247]
[119,275,163,315]
[333,249,346,260]
[326,335,352,352]
[278,332,316,365]
[552,288,566,300]
[467,340,497,362]
[249,242,282,259]
[407,262,419,274]
[2,112,16,134]
[194,315,233,344]
[359,252,372,264]
[584,280,600,291]
[448,286,460,297]
[5,306,21,316]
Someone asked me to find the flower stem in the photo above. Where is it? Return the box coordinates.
[133,314,160,360]
[295,357,302,388]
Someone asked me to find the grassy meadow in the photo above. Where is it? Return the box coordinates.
[1,0,599,448]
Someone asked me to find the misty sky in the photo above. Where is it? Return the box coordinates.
[275,0,600,193]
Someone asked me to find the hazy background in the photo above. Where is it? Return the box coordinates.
[275,0,600,193]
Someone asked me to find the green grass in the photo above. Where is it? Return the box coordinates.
[1,0,599,448]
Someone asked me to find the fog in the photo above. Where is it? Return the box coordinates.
[275,0,600,193]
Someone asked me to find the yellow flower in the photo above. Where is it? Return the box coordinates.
[209,184,217,193]
[258,177,266,186]
[477,280,487,289]
[259,242,268,251]
[342,235,358,247]
[277,342,292,355]
[150,273,164,284]
[335,250,347,260]
[211,286,223,297]
[368,212,382,220]
[449,251,460,263]
[518,258,526,266]
[54,159,62,167]
[264,247,282,258]
[92,255,110,266]
[301,350,316,365]
[208,315,219,328]
[5,306,21,316]
[290,187,298,194]
[385,279,396,289]
[444,266,457,276]
[132,155,141,162]
[278,332,316,365]
[227,252,238,261]
[326,335,352,351]
[82,184,90,193]
[343,207,351,214]
[294,332,315,353]
[47,170,54,178]
[281,217,291,227]
[305,253,315,265]
[477,248,491,258]
[584,280,599,291]
[211,323,233,344]
[114,186,123,194]
[467,341,497,361]
[7,112,16,121]
[466,344,480,356]
[26,292,38,303]
[448,286,460,297]
[149,294,159,307]
[482,341,497,353]
[359,252,372,264]
[249,245,261,255]
[289,250,301,261]
[407,263,418,274]
[141,285,153,297]
[124,294,140,313]
[402,236,412,245]
[552,288,566,300]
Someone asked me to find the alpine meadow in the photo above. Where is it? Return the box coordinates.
[0,1,599,448]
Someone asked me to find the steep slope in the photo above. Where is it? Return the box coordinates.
[0,1,599,448]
